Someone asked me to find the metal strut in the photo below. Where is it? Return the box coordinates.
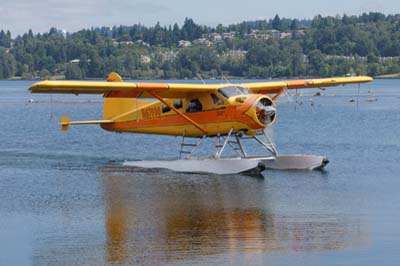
[226,134,247,157]
[252,130,278,156]
[215,128,233,159]
[179,134,206,159]
[179,128,278,160]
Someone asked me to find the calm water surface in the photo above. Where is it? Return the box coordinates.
[0,79,400,266]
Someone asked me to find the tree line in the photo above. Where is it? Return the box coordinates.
[1,13,400,80]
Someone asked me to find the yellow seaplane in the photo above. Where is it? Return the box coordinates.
[29,72,372,175]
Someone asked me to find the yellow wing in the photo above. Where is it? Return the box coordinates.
[240,76,373,94]
[29,72,218,98]
[29,72,373,98]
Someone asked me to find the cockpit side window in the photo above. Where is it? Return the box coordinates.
[211,93,223,105]
[186,99,203,113]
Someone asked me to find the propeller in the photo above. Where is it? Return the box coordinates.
[256,98,276,125]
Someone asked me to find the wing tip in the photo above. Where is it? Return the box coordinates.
[60,116,70,131]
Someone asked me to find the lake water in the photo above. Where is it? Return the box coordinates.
[1,79,400,266]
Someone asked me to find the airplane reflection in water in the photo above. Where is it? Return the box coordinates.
[102,168,368,265]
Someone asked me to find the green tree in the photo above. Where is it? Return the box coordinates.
[272,15,282,31]
[0,49,16,78]
[307,49,325,75]
[65,63,83,79]
[0,30,12,48]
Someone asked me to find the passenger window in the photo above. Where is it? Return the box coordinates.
[162,104,171,113]
[186,99,203,113]
[173,99,183,109]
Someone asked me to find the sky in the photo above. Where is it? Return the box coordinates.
[1,0,399,36]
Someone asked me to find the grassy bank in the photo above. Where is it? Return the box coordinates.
[7,75,66,81]
[376,73,400,79]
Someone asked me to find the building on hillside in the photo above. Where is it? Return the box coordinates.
[140,55,151,64]
[245,30,269,40]
[178,40,192,48]
[112,40,135,46]
[221,32,236,39]
[192,38,212,46]
[279,32,292,39]
[225,50,248,60]
[136,40,151,47]
[210,33,222,42]
[159,51,178,62]
[267,29,281,38]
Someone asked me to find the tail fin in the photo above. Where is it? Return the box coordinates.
[107,72,123,82]
[103,71,155,120]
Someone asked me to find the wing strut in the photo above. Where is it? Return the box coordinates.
[272,88,286,101]
[149,91,207,134]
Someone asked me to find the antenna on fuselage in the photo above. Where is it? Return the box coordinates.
[221,75,233,86]
[221,74,244,95]
[196,74,206,85]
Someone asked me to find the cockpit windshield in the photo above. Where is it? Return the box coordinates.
[217,86,248,99]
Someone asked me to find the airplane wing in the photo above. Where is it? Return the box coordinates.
[30,72,372,99]
[29,72,218,99]
[239,76,373,95]
[29,80,215,98]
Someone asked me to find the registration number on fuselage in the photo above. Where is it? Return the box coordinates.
[141,106,162,119]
